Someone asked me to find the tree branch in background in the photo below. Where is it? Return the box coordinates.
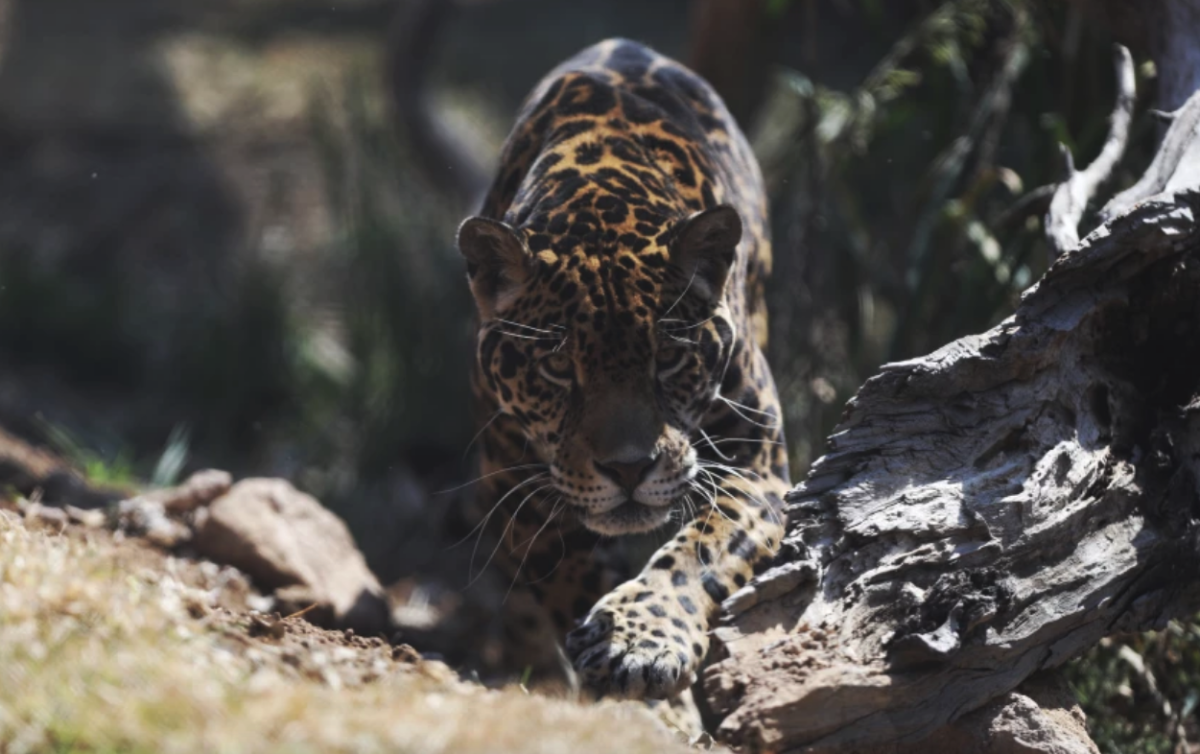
[1099,88,1200,224]
[1044,44,1135,259]
[686,0,780,131]
[887,3,1030,361]
[385,0,490,210]
[993,183,1054,233]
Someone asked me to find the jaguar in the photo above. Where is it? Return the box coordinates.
[456,37,790,701]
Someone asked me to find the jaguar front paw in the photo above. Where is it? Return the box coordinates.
[565,584,706,699]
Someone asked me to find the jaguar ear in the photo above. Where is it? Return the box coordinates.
[670,205,742,304]
[457,216,534,317]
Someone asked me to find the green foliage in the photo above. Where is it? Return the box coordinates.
[0,249,141,385]
[752,0,1153,472]
[38,419,138,489]
[766,0,794,19]
[170,260,300,459]
[308,71,474,479]
[1068,625,1200,754]
[150,425,190,488]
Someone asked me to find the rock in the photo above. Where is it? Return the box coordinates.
[65,505,105,528]
[147,469,233,514]
[22,501,69,530]
[856,673,1099,754]
[111,469,233,547]
[113,497,191,548]
[193,478,390,636]
[985,674,1100,754]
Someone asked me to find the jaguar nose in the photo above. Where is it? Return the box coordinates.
[595,456,659,494]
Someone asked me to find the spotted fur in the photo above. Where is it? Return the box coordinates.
[456,38,790,700]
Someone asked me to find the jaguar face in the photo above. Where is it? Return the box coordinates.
[459,205,742,534]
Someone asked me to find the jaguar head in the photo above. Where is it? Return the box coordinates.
[458,205,742,534]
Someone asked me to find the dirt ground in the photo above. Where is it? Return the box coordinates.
[0,427,716,754]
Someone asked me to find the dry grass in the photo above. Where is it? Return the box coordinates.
[0,512,698,754]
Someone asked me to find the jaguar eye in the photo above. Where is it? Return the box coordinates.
[655,344,689,379]
[539,352,574,385]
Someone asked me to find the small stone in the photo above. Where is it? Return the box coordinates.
[65,505,105,528]
[150,469,233,514]
[23,503,68,529]
[193,478,390,635]
[392,644,420,663]
[114,497,191,548]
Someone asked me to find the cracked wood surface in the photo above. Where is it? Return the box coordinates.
[703,189,1200,753]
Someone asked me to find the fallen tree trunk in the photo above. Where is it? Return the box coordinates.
[704,90,1200,751]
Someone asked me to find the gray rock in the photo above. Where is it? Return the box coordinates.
[194,478,390,636]
[148,469,233,514]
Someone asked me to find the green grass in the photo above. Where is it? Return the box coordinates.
[37,419,138,489]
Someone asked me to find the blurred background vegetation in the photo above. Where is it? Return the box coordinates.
[0,0,1191,749]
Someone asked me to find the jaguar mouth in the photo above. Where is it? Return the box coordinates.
[581,499,673,536]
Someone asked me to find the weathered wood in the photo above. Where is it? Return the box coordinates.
[1045,45,1136,258]
[704,180,1200,751]
[1100,86,1200,224]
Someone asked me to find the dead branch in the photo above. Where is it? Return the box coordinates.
[385,0,491,209]
[1099,88,1200,224]
[705,185,1200,754]
[1044,44,1136,259]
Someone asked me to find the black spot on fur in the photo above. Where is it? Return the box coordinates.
[702,573,729,603]
[558,75,618,117]
[498,341,526,379]
[575,141,603,165]
[729,529,760,562]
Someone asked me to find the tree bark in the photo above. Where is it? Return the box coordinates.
[703,104,1200,753]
